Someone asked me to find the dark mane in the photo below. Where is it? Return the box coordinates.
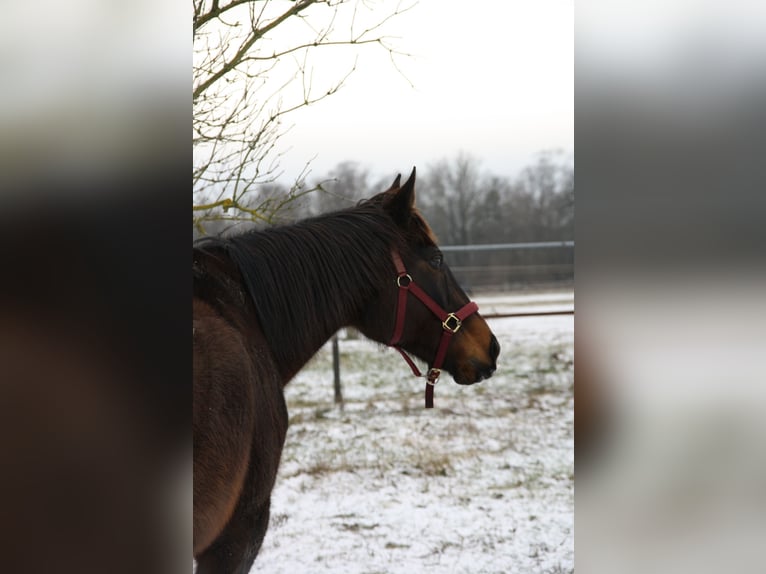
[194,202,404,370]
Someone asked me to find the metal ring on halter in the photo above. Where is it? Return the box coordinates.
[396,274,412,288]
[442,313,462,333]
[426,368,441,385]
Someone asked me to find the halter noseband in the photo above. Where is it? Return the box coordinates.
[387,251,479,408]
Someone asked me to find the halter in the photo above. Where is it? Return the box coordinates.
[387,251,480,408]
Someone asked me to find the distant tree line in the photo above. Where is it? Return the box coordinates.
[198,150,573,241]
[195,150,573,289]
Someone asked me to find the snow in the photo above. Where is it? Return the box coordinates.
[473,290,574,317]
[254,291,574,573]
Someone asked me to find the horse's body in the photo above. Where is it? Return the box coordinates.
[193,169,499,573]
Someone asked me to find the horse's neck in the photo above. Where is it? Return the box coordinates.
[255,232,383,384]
[275,293,364,384]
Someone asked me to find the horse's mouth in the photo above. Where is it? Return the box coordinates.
[451,360,496,385]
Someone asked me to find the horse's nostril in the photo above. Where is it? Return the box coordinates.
[478,365,496,382]
[489,334,500,362]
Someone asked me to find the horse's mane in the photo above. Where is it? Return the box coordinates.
[194,200,407,369]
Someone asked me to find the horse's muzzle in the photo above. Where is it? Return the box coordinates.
[467,334,500,384]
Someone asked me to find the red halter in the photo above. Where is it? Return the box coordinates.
[388,251,479,408]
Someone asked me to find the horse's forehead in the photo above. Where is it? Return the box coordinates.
[409,211,439,246]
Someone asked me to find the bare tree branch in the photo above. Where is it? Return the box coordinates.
[194,0,321,101]
[193,0,414,233]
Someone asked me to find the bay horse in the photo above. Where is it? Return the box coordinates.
[193,168,500,573]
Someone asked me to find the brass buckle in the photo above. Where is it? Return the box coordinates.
[442,313,462,333]
[396,274,412,288]
[426,368,441,385]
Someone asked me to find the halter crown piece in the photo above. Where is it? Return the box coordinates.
[387,251,479,408]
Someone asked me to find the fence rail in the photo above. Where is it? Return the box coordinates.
[441,241,574,252]
[483,309,574,319]
[441,240,574,291]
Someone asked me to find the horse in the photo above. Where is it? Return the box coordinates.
[193,168,500,573]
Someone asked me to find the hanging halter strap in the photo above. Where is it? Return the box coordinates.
[387,251,479,408]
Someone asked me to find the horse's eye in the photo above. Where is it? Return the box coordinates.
[429,253,443,269]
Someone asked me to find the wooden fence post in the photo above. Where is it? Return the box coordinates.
[332,333,343,408]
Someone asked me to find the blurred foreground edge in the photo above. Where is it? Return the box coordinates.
[0,169,189,574]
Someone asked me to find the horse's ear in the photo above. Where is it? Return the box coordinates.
[385,173,402,192]
[383,167,416,227]
[401,167,415,193]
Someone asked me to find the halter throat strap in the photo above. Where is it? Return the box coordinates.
[387,251,479,408]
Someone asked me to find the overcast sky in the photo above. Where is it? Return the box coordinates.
[277,0,573,184]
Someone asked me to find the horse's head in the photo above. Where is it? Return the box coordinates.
[357,168,500,387]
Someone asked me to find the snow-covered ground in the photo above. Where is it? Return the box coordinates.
[255,291,574,573]
[472,291,574,317]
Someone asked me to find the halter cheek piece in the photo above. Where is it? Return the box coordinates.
[387,251,480,408]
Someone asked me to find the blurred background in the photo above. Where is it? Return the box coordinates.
[1,1,188,574]
[577,2,766,573]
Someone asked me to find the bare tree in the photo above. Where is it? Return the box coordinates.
[311,160,371,215]
[193,0,411,233]
[513,149,574,241]
[419,152,486,246]
[472,175,512,244]
[416,150,573,244]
